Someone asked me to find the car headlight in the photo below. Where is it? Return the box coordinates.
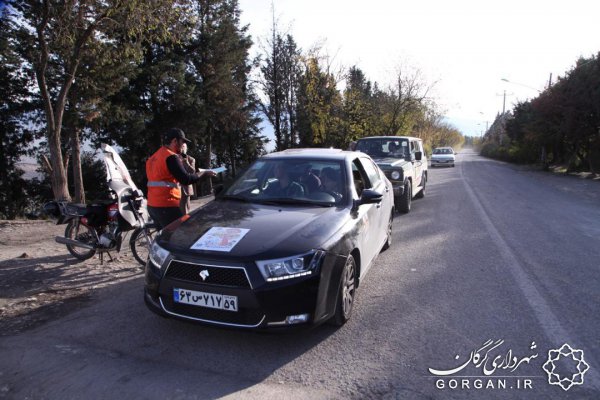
[149,241,170,269]
[390,170,401,180]
[256,251,325,282]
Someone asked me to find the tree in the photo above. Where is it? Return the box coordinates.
[12,0,180,201]
[296,56,343,147]
[381,67,433,136]
[189,0,264,177]
[259,12,302,150]
[0,7,37,218]
[342,66,374,145]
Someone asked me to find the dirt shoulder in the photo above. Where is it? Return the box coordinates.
[0,219,144,336]
[0,196,213,336]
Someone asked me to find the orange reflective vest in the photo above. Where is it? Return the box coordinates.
[146,146,181,207]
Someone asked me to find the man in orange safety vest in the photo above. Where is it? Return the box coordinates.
[146,128,216,229]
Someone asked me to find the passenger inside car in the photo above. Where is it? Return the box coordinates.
[265,163,305,197]
[299,165,321,194]
[320,167,343,200]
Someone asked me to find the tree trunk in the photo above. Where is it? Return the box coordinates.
[229,139,237,177]
[48,128,71,201]
[72,128,85,203]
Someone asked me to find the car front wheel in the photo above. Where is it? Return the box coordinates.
[331,254,357,326]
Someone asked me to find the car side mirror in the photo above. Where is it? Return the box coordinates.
[358,189,383,206]
[414,151,422,161]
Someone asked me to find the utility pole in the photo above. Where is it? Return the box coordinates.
[496,90,512,114]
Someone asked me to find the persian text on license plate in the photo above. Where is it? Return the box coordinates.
[173,288,238,312]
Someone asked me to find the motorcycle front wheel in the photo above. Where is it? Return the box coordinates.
[64,220,97,260]
[130,224,158,266]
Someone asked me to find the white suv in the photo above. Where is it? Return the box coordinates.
[355,136,428,213]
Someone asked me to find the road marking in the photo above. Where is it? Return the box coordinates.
[459,161,600,391]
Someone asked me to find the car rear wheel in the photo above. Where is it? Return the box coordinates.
[396,180,411,213]
[331,254,357,326]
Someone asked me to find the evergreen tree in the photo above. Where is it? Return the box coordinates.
[342,66,374,146]
[296,57,343,147]
[0,7,37,218]
[260,24,302,150]
[189,0,264,176]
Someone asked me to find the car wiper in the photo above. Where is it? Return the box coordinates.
[257,198,334,207]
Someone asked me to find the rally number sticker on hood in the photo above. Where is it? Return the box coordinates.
[190,227,250,252]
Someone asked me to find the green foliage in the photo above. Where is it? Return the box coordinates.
[489,53,600,173]
[260,32,302,150]
[342,66,375,145]
[259,42,458,151]
[296,57,343,147]
[0,7,39,219]
[9,0,184,201]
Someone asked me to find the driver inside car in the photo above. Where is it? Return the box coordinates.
[265,163,305,197]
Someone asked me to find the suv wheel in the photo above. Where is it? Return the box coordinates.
[396,180,411,213]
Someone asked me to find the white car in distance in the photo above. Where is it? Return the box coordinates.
[430,147,456,167]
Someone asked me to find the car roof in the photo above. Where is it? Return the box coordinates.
[434,146,454,149]
[262,148,358,161]
[357,136,421,141]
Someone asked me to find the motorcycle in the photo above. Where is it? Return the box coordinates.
[44,144,157,265]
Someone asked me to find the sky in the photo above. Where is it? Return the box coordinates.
[238,0,600,137]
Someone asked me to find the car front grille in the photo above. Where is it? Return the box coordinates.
[165,260,251,288]
[166,301,264,326]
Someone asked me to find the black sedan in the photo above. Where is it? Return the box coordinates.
[144,148,394,329]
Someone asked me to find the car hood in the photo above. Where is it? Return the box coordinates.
[371,157,410,168]
[158,200,348,260]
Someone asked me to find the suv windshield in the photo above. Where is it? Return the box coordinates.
[222,158,346,206]
[356,138,409,159]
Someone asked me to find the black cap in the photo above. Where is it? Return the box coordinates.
[163,128,191,144]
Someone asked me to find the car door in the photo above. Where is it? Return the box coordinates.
[415,140,426,184]
[353,157,387,275]
[409,140,422,188]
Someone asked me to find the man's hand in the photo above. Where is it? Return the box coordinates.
[198,169,217,178]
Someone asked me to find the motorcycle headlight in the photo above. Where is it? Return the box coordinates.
[149,241,170,269]
[256,251,325,282]
[390,170,401,180]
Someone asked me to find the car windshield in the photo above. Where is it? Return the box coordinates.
[222,158,346,206]
[433,148,453,154]
[356,139,409,159]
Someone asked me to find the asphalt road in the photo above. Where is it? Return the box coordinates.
[1,149,599,399]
